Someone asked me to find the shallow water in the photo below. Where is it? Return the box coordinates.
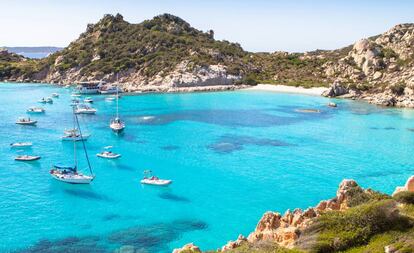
[1,83,414,252]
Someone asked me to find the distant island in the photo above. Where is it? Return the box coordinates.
[0,13,413,107]
[1,46,62,58]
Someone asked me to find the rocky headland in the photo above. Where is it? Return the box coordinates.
[174,176,414,253]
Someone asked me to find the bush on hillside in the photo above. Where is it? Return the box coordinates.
[297,200,412,253]
[394,191,414,205]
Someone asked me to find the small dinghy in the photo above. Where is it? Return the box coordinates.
[16,117,37,125]
[328,102,337,108]
[39,97,53,104]
[75,104,97,114]
[10,142,32,148]
[15,155,41,161]
[140,170,172,186]
[105,97,116,101]
[96,146,121,159]
[71,93,81,97]
[61,129,90,141]
[84,97,93,103]
[27,107,45,114]
[52,93,59,98]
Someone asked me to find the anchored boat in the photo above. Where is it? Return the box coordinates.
[50,107,94,184]
[140,170,172,186]
[16,117,37,125]
[75,104,97,114]
[61,129,90,141]
[15,155,41,161]
[10,142,32,148]
[27,107,45,114]
[109,76,125,133]
[96,146,121,159]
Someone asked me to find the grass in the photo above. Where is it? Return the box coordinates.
[205,241,304,253]
[297,200,412,252]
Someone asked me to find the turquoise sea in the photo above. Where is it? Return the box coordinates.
[1,83,413,252]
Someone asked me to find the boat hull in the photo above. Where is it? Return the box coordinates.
[16,121,37,126]
[15,156,41,161]
[140,179,172,186]
[96,153,121,159]
[50,173,94,184]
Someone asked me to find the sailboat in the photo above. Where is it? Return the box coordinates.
[50,106,94,184]
[109,74,125,133]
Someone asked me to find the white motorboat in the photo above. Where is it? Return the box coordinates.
[140,170,172,186]
[16,117,37,125]
[110,117,125,133]
[76,81,104,94]
[52,93,59,98]
[10,142,33,148]
[75,104,97,114]
[27,107,45,114]
[50,107,94,184]
[99,84,122,94]
[109,77,125,133]
[71,93,81,97]
[61,129,90,141]
[38,98,47,103]
[45,97,53,103]
[50,165,94,184]
[105,97,116,101]
[84,97,93,103]
[96,146,121,159]
[97,151,121,159]
[15,155,41,161]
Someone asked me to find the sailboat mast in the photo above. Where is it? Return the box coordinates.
[74,110,93,176]
[72,106,77,171]
[116,73,119,118]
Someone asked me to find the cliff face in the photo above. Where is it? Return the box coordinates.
[323,24,414,107]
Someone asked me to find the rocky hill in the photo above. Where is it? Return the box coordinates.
[323,24,414,107]
[0,14,413,106]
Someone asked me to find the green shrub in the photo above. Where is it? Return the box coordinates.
[394,192,414,205]
[299,200,411,252]
[390,82,406,95]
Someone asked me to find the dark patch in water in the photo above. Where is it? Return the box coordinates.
[160,145,180,151]
[115,164,135,171]
[107,219,207,252]
[158,192,190,203]
[133,108,330,127]
[208,134,291,154]
[15,236,104,253]
[14,219,207,253]
[370,126,396,130]
[407,128,414,132]
[63,189,112,202]
[102,214,121,221]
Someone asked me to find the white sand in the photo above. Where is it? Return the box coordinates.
[245,84,328,96]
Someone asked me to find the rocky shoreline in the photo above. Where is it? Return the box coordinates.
[173,176,414,253]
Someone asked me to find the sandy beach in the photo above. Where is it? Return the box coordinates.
[245,84,328,96]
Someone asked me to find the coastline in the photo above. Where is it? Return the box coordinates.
[245,84,328,96]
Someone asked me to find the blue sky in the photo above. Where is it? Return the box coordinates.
[1,0,414,52]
